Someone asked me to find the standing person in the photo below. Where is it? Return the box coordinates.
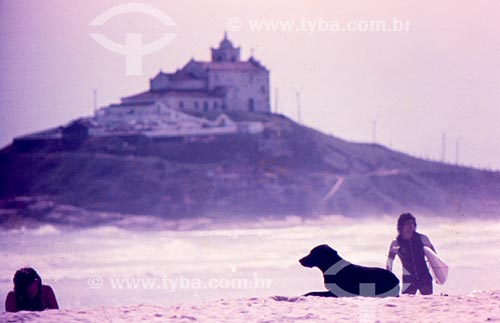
[386,213,436,295]
[5,267,59,312]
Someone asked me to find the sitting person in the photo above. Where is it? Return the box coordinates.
[5,267,59,312]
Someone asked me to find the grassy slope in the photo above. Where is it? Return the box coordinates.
[1,113,499,219]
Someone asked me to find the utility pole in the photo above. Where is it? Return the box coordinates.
[93,89,98,115]
[441,133,446,162]
[372,120,377,143]
[296,91,301,124]
[274,87,279,114]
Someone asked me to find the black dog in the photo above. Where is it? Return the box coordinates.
[299,244,400,297]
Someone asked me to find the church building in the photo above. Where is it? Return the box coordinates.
[117,33,271,114]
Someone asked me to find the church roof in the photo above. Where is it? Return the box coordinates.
[110,101,156,107]
[189,59,267,72]
[154,69,206,82]
[219,32,236,49]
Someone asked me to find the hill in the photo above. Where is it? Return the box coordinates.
[1,112,499,227]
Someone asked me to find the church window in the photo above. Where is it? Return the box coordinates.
[248,98,255,112]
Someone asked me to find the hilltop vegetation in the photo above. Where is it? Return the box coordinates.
[1,112,499,227]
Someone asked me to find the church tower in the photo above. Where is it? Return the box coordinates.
[211,32,241,62]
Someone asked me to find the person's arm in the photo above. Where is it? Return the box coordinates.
[421,234,436,253]
[5,291,17,312]
[386,240,398,271]
[42,285,59,310]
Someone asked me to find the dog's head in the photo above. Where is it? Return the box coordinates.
[299,244,341,271]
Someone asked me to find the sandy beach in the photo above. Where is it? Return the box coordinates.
[2,2,500,323]
[1,291,500,323]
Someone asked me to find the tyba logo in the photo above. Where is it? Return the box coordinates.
[89,3,177,75]
[324,259,406,297]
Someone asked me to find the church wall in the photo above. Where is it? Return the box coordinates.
[208,69,270,113]
[159,96,225,113]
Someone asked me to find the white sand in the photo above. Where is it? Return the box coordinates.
[1,291,499,323]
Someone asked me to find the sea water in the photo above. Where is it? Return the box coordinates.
[1,215,499,310]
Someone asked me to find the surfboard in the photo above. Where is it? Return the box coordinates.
[423,246,449,285]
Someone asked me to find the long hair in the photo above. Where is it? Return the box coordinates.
[397,212,417,236]
[13,267,44,311]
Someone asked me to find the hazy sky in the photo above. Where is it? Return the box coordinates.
[1,0,499,169]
